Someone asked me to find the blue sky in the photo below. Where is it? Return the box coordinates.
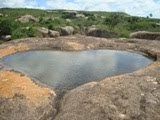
[0,0,160,18]
[38,0,46,6]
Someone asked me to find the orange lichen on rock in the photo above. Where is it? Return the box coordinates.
[67,42,85,50]
[0,70,55,106]
[0,44,29,58]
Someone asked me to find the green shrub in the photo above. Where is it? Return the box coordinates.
[48,24,53,30]
[12,27,36,39]
[0,8,160,41]
[12,29,26,39]
[62,13,76,19]
[0,19,13,36]
[104,14,121,31]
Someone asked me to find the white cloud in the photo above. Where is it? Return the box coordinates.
[113,0,160,17]
[46,0,160,18]
[0,0,160,18]
[0,0,44,9]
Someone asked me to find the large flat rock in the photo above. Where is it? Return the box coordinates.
[0,35,160,120]
[0,70,57,120]
[55,62,160,120]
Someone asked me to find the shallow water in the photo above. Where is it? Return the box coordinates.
[0,50,152,89]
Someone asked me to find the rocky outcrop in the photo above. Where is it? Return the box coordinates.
[0,36,160,120]
[130,31,160,40]
[37,27,48,37]
[60,26,74,36]
[0,70,56,120]
[55,68,160,120]
[156,23,160,27]
[86,27,116,38]
[1,35,11,41]
[18,15,39,23]
[37,27,60,38]
[0,13,3,17]
[66,19,72,23]
[76,13,85,18]
[49,30,60,38]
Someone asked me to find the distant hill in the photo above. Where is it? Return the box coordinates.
[0,8,160,42]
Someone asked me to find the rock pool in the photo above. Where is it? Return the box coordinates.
[0,50,152,89]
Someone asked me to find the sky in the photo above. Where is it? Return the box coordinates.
[0,0,160,18]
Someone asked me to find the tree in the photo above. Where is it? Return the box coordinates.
[0,19,13,37]
[149,13,153,18]
[104,14,120,31]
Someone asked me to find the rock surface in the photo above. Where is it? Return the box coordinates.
[130,31,160,40]
[60,26,74,36]
[55,67,160,120]
[37,27,48,37]
[76,13,85,18]
[0,13,3,17]
[86,27,116,38]
[18,15,39,23]
[49,30,60,38]
[1,35,12,41]
[0,70,56,120]
[0,35,160,120]
[37,27,60,38]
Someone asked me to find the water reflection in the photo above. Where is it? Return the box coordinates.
[0,50,152,89]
